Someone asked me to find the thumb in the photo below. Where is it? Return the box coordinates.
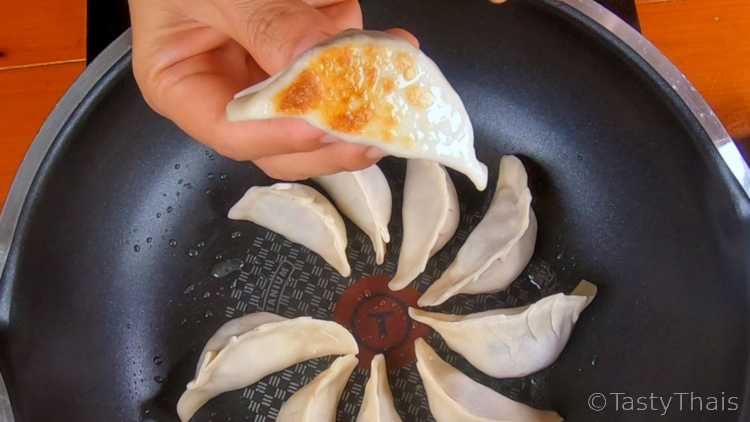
[211,0,341,74]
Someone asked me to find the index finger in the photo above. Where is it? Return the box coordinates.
[146,48,329,161]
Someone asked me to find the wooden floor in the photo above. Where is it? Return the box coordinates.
[636,0,750,144]
[0,1,86,204]
[0,0,748,205]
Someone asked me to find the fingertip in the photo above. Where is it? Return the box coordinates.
[319,134,341,144]
[385,28,420,48]
[365,147,387,160]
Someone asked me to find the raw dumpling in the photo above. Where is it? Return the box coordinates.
[459,211,536,295]
[313,165,392,264]
[411,281,596,378]
[277,355,359,422]
[356,354,403,422]
[228,183,351,276]
[389,160,459,291]
[419,156,533,306]
[176,313,358,421]
[227,30,488,190]
[414,338,562,422]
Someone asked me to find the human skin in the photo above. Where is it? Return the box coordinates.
[128,0,418,180]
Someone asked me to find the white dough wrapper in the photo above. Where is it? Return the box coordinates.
[277,355,359,422]
[227,30,488,190]
[411,281,597,378]
[460,210,537,295]
[415,338,563,422]
[314,165,392,264]
[356,354,403,422]
[176,314,358,421]
[419,156,533,306]
[389,160,459,291]
[228,183,351,276]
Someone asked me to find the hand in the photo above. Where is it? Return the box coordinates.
[128,0,417,180]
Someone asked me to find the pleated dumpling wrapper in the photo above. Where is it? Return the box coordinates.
[277,355,359,422]
[356,354,403,422]
[176,313,358,422]
[314,165,392,264]
[414,338,562,422]
[389,160,459,291]
[228,183,351,276]
[419,155,534,306]
[411,281,596,378]
[226,30,488,191]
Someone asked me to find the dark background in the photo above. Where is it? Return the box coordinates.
[87,0,638,62]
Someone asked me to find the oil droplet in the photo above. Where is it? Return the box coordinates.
[215,253,224,261]
[133,244,141,252]
[211,258,245,278]
[205,188,214,196]
[153,355,163,366]
[528,275,542,290]
[146,237,152,244]
[202,291,211,299]
[196,241,206,249]
[591,354,598,367]
[174,163,181,169]
[187,248,199,257]
[231,231,242,239]
[167,206,174,213]
[183,284,195,294]
[219,173,228,181]
[156,212,161,219]
[207,173,215,179]
[204,310,214,319]
[161,193,167,197]
[153,375,165,384]
[168,239,178,247]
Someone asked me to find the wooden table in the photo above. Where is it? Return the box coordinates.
[0,0,748,206]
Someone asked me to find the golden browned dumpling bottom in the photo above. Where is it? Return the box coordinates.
[275,45,432,148]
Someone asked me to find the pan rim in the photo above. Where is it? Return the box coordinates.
[0,1,748,420]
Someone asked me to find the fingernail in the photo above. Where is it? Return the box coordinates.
[365,147,387,160]
[320,135,340,144]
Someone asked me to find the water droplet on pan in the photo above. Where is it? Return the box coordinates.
[211,258,245,278]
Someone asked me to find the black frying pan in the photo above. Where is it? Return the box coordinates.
[1,0,749,421]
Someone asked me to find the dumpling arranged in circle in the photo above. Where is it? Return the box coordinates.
[228,183,351,276]
[176,313,358,421]
[314,165,392,265]
[414,338,562,422]
[411,281,597,378]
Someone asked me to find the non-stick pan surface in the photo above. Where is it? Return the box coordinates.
[1,0,749,421]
